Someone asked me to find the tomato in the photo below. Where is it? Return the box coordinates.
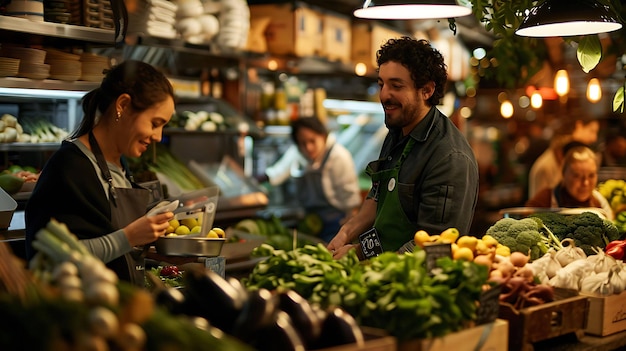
[160,265,180,277]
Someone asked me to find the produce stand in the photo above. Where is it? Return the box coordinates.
[499,289,588,351]
[398,319,508,351]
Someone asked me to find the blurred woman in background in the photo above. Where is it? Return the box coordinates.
[258,117,362,242]
[526,144,613,220]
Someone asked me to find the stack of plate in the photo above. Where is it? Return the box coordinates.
[44,0,71,24]
[46,48,81,81]
[5,0,45,22]
[2,47,49,80]
[80,53,109,82]
[0,58,20,77]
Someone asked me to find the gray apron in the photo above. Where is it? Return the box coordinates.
[89,132,150,286]
[294,144,344,242]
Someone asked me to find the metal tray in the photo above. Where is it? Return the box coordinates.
[154,235,225,257]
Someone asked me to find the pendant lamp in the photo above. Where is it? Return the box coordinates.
[515,0,623,37]
[353,0,472,20]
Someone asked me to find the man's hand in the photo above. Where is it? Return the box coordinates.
[330,243,362,260]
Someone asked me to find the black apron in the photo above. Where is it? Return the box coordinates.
[294,144,345,242]
[89,132,150,286]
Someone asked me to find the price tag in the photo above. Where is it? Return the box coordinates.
[423,243,452,272]
[358,228,384,259]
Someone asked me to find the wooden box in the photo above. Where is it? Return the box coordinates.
[318,327,397,351]
[397,319,509,351]
[249,3,323,57]
[351,22,406,71]
[499,289,588,351]
[320,12,352,63]
[583,290,626,336]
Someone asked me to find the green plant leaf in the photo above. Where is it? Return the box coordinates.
[613,85,625,113]
[577,35,602,73]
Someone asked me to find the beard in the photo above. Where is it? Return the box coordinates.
[383,100,419,130]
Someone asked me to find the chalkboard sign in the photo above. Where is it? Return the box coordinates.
[358,228,384,258]
[423,243,452,271]
[476,283,502,325]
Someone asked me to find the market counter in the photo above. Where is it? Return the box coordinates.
[534,330,626,351]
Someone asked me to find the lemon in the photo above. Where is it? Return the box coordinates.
[181,218,199,229]
[481,234,498,248]
[175,225,191,235]
[191,225,202,234]
[413,230,430,247]
[456,235,478,252]
[453,247,474,261]
[212,227,225,238]
[206,230,219,238]
[165,225,175,234]
[440,227,460,243]
[169,219,180,230]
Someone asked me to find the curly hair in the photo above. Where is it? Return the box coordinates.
[376,37,447,106]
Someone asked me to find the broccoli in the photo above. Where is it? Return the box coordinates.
[529,211,621,256]
[485,217,548,261]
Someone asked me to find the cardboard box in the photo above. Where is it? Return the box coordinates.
[583,290,626,336]
[249,3,323,57]
[499,289,588,351]
[351,22,407,70]
[397,319,508,351]
[320,11,352,63]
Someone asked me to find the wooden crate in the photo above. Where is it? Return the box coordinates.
[318,327,397,351]
[499,289,588,351]
[583,290,626,336]
[351,22,407,71]
[320,11,352,63]
[249,2,323,57]
[397,319,508,351]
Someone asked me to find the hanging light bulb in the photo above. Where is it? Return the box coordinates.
[516,0,622,37]
[353,0,472,20]
[554,69,570,97]
[500,100,514,118]
[586,78,602,103]
[530,90,543,109]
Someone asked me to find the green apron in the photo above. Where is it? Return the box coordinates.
[366,138,418,251]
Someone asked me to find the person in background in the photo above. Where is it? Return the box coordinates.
[327,37,479,258]
[258,116,362,242]
[25,60,176,285]
[526,145,613,220]
[599,131,626,167]
[528,118,599,198]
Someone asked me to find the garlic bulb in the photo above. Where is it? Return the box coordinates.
[587,247,618,273]
[554,239,587,267]
[581,271,613,296]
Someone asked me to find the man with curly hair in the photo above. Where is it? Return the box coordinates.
[328,37,479,258]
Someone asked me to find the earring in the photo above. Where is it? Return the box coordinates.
[115,111,121,122]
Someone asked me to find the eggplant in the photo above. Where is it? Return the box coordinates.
[155,287,186,315]
[277,290,322,347]
[312,307,364,349]
[182,265,245,333]
[228,276,250,303]
[252,311,306,351]
[232,288,278,342]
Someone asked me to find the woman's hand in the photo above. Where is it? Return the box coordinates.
[123,212,174,247]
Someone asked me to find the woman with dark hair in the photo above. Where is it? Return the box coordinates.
[25,60,176,285]
[259,117,362,242]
